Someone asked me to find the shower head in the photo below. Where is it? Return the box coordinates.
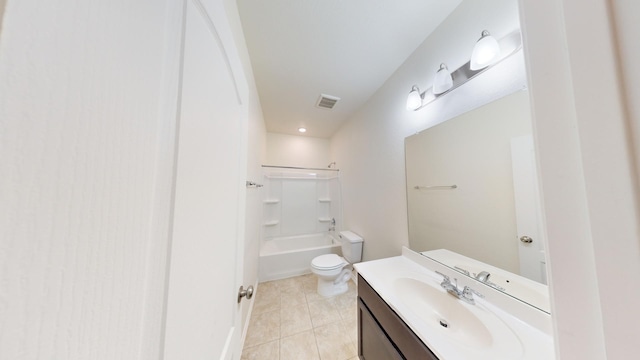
[327,162,336,168]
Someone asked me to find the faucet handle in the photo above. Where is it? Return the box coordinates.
[463,286,484,299]
[454,266,470,276]
[435,271,450,282]
[475,271,491,282]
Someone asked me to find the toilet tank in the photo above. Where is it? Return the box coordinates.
[339,231,364,263]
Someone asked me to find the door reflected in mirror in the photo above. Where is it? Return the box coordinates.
[405,90,549,311]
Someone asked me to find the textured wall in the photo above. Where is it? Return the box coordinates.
[0,1,176,358]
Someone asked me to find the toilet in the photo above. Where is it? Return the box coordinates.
[310,230,364,297]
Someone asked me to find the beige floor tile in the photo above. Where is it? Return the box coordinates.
[331,289,355,307]
[302,277,318,292]
[301,273,317,287]
[342,318,358,348]
[280,330,320,360]
[281,303,313,337]
[258,280,281,296]
[280,286,308,308]
[304,286,325,304]
[308,298,342,328]
[335,296,357,322]
[274,275,305,292]
[300,272,316,282]
[244,309,281,348]
[252,290,281,315]
[314,321,357,360]
[241,340,279,360]
[245,274,360,359]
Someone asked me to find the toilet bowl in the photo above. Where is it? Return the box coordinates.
[311,231,363,297]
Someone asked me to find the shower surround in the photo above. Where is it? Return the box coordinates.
[258,166,342,281]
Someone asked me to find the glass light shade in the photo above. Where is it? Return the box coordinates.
[406,86,422,111]
[470,30,501,70]
[432,63,453,95]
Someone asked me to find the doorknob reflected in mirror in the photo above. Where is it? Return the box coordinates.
[237,285,254,303]
[520,236,533,244]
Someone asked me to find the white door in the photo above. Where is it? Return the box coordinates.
[511,135,547,284]
[164,1,248,359]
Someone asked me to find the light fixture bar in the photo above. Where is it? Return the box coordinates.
[409,30,522,111]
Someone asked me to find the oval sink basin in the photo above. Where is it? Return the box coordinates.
[394,277,524,357]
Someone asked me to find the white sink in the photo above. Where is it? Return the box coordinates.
[354,249,554,360]
[393,277,523,358]
[394,277,493,347]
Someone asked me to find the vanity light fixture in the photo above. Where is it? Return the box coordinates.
[432,63,453,95]
[406,85,424,111]
[298,127,307,133]
[470,30,501,71]
[405,29,521,112]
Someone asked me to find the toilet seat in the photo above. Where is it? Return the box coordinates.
[311,254,347,270]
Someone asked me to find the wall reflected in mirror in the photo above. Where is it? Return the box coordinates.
[405,89,549,311]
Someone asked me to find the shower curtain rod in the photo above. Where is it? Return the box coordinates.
[262,165,339,172]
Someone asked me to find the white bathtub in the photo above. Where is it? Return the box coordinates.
[259,233,342,281]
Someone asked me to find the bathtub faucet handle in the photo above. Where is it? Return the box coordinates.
[328,218,336,232]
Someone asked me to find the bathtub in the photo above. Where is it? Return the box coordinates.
[259,233,342,281]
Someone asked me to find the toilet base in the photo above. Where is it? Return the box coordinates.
[315,268,352,297]
[316,278,349,297]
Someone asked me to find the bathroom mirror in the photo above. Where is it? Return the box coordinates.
[405,90,550,312]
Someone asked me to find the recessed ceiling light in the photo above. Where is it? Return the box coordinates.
[298,127,307,133]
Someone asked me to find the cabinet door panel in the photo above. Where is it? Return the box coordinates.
[358,275,439,360]
[358,299,404,360]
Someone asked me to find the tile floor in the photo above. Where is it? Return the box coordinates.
[241,273,359,360]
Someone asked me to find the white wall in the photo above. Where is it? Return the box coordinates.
[611,1,640,181]
[0,0,177,358]
[223,0,267,341]
[330,0,525,261]
[0,0,6,30]
[266,133,331,169]
[520,0,640,358]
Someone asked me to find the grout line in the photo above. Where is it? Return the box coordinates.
[243,274,357,360]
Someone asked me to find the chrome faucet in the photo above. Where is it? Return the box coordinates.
[436,271,483,305]
[454,266,470,276]
[475,271,491,282]
[328,218,336,232]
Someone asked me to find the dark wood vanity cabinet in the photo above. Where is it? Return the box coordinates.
[357,274,439,360]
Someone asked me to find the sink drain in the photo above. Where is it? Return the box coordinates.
[439,319,449,328]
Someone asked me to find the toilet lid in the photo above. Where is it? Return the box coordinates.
[312,254,346,270]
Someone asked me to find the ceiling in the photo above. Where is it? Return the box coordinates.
[237,0,463,138]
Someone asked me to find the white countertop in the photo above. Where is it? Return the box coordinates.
[354,249,555,360]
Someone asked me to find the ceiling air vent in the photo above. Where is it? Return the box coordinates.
[316,94,341,110]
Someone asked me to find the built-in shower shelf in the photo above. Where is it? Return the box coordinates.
[318,198,331,203]
[318,218,332,223]
[263,221,279,226]
[263,199,280,204]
